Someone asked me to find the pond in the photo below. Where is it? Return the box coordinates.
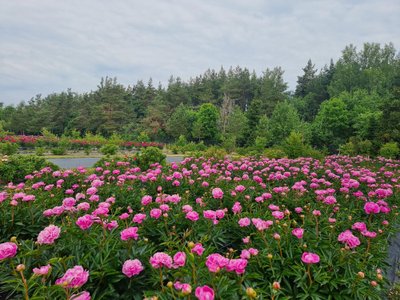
[48,156,184,169]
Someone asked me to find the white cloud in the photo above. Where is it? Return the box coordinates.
[0,0,399,105]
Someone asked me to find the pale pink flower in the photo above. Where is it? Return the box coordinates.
[301,252,320,264]
[70,291,91,300]
[292,228,304,239]
[0,242,18,261]
[211,188,223,199]
[173,251,186,268]
[37,225,61,245]
[132,213,147,224]
[120,227,139,241]
[122,259,144,277]
[33,264,51,276]
[186,211,199,221]
[56,265,89,288]
[338,230,361,248]
[149,252,173,268]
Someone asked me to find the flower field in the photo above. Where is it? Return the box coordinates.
[0,155,399,299]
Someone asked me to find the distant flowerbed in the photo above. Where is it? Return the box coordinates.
[0,155,399,299]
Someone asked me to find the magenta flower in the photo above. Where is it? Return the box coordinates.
[0,242,18,261]
[70,291,91,300]
[186,211,199,221]
[56,265,89,288]
[150,208,162,219]
[238,217,251,227]
[37,225,61,245]
[122,259,144,277]
[211,188,224,199]
[292,228,304,239]
[76,215,93,230]
[338,230,361,248]
[33,264,51,276]
[364,202,380,214]
[132,213,146,224]
[191,243,205,256]
[149,252,173,269]
[301,252,320,264]
[195,285,215,300]
[173,251,186,268]
[206,253,229,272]
[120,227,139,241]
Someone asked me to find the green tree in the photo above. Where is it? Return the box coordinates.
[166,104,195,140]
[192,103,220,144]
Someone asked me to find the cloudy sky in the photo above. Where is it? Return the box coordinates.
[0,0,399,105]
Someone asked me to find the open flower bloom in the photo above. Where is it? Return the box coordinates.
[55,265,89,288]
[0,242,18,261]
[122,259,144,277]
[301,252,320,264]
[195,285,215,300]
[37,225,61,245]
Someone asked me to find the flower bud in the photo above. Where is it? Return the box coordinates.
[188,241,195,249]
[246,287,257,298]
[267,254,273,260]
[272,281,281,290]
[357,272,365,278]
[10,236,17,243]
[377,274,383,281]
[370,281,378,287]
[167,281,173,288]
[16,264,25,272]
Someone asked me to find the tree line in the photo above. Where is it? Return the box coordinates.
[0,42,399,155]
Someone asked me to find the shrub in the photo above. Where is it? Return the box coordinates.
[0,142,19,155]
[202,147,227,160]
[51,147,67,156]
[0,155,58,183]
[379,142,399,158]
[263,147,286,159]
[137,147,166,169]
[35,147,46,156]
[100,144,119,156]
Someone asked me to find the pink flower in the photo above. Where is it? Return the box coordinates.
[132,213,147,224]
[120,227,139,241]
[301,252,320,264]
[361,231,377,238]
[186,211,199,221]
[149,252,173,268]
[76,215,93,230]
[173,251,186,268]
[238,217,251,227]
[312,210,321,216]
[195,285,215,300]
[338,230,361,248]
[33,264,51,276]
[56,265,89,288]
[37,225,61,245]
[206,253,229,272]
[364,202,380,214]
[191,243,205,256]
[352,222,367,232]
[122,259,144,277]
[272,211,284,220]
[150,208,162,219]
[0,242,18,261]
[226,258,248,274]
[232,202,242,214]
[70,291,91,300]
[292,228,304,239]
[211,188,224,199]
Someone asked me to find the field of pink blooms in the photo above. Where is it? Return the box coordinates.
[0,155,399,299]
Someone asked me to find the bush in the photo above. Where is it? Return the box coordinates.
[263,147,286,159]
[202,146,227,160]
[0,155,58,183]
[51,147,67,156]
[100,144,119,156]
[35,147,46,156]
[137,147,166,169]
[379,142,399,158]
[0,142,19,155]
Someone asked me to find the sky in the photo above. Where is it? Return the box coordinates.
[0,0,399,105]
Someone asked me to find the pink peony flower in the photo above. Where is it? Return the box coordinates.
[70,291,91,300]
[226,258,248,274]
[37,225,61,245]
[122,259,144,277]
[191,243,205,256]
[0,242,18,261]
[292,228,304,239]
[173,251,186,268]
[195,285,215,300]
[338,230,361,248]
[301,252,320,264]
[33,264,51,276]
[238,217,251,227]
[76,215,93,230]
[150,208,162,219]
[132,213,147,224]
[206,253,229,272]
[186,211,199,221]
[149,252,173,269]
[56,265,89,288]
[352,222,367,232]
[120,227,139,241]
[364,202,380,214]
[211,188,224,199]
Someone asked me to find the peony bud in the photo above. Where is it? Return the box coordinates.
[246,287,257,298]
[272,281,281,290]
